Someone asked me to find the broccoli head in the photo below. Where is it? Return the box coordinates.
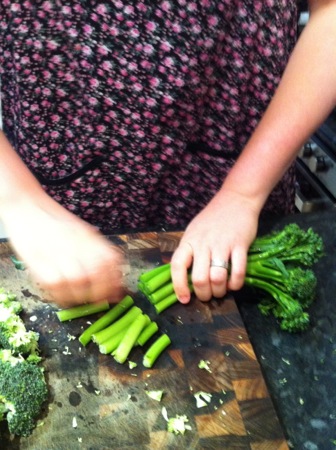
[0,289,21,312]
[0,350,48,437]
[0,315,40,357]
[0,290,41,360]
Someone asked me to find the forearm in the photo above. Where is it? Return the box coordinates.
[221,1,336,211]
[0,131,47,216]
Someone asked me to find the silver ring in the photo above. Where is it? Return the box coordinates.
[210,258,229,269]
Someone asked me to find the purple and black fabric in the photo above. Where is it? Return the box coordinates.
[0,1,298,230]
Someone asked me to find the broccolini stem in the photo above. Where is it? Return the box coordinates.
[113,314,148,364]
[138,264,170,295]
[244,276,303,317]
[99,328,127,354]
[79,295,134,346]
[91,306,142,345]
[143,334,171,368]
[142,266,172,294]
[56,301,110,322]
[248,225,294,252]
[150,274,192,304]
[136,321,159,346]
[245,260,286,282]
[247,244,289,262]
[150,282,175,304]
[154,293,178,314]
[139,263,171,283]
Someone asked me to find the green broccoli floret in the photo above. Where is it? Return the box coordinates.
[0,289,18,305]
[0,291,41,360]
[0,315,40,357]
[0,297,22,318]
[0,350,48,437]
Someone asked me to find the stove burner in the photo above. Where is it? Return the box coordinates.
[295,110,336,212]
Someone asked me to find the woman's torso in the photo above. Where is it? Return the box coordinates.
[0,1,298,230]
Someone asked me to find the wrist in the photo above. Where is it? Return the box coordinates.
[216,180,266,217]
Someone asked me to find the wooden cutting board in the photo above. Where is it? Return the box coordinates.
[0,231,288,450]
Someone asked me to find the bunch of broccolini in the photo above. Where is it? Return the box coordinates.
[138,223,324,333]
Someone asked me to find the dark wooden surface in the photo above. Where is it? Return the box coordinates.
[0,231,288,450]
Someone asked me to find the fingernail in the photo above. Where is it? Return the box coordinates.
[178,295,190,304]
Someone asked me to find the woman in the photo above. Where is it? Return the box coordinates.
[0,1,335,306]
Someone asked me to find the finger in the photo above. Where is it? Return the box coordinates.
[63,247,125,305]
[227,246,247,291]
[30,261,77,307]
[31,247,123,307]
[209,257,230,298]
[88,265,125,305]
[190,248,212,302]
[170,241,193,304]
[35,257,92,307]
[94,244,126,303]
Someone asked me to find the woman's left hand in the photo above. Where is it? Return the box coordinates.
[170,188,260,303]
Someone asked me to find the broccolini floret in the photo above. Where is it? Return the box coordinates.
[243,224,324,332]
[248,223,324,266]
[0,350,48,437]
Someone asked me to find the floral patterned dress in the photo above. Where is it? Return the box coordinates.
[0,1,298,231]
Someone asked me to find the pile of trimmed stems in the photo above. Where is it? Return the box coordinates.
[137,263,193,313]
[56,295,171,368]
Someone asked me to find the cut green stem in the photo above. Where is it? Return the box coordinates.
[136,321,159,346]
[91,306,142,345]
[154,293,178,314]
[101,314,150,355]
[99,328,127,354]
[78,295,134,346]
[142,266,172,295]
[149,282,175,304]
[56,301,110,322]
[113,314,148,364]
[143,334,171,368]
[139,263,170,283]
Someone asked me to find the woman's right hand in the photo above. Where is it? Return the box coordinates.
[1,194,126,308]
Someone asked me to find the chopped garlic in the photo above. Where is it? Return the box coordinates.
[162,406,169,422]
[145,390,164,402]
[128,361,137,369]
[194,391,212,408]
[198,359,212,373]
[161,407,191,435]
[67,333,76,341]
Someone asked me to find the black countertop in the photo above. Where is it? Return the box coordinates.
[236,209,336,450]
